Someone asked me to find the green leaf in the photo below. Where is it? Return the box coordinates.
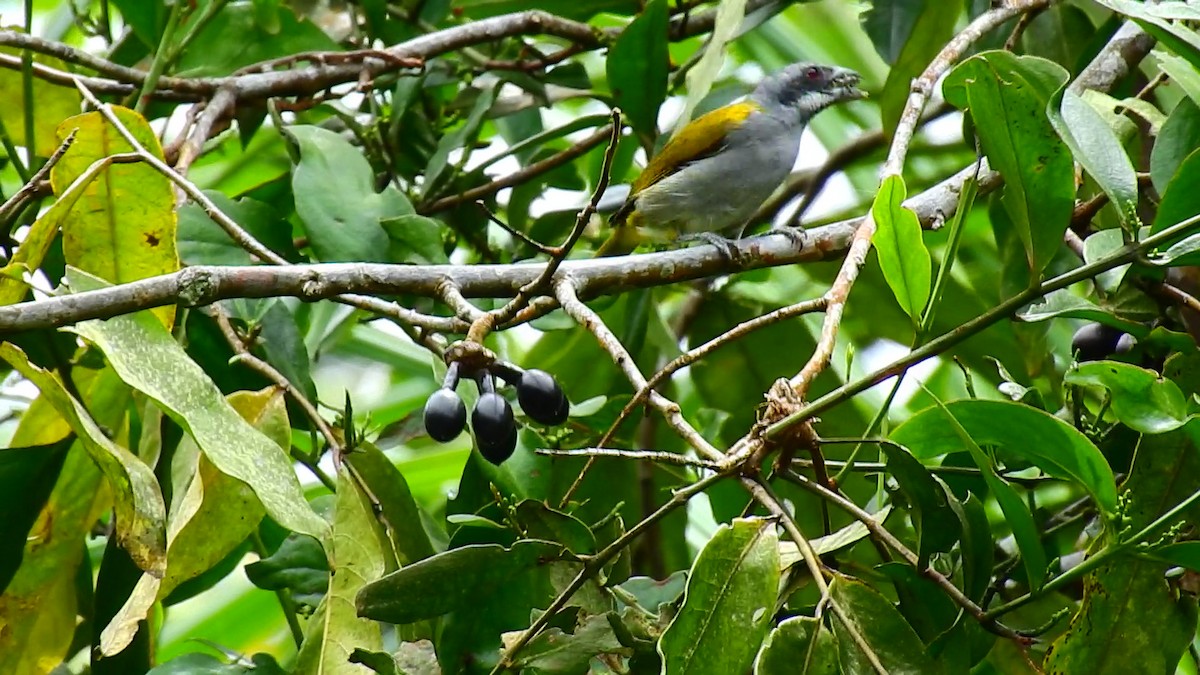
[860,0,927,64]
[0,344,165,576]
[52,107,180,327]
[1157,51,1200,109]
[344,441,437,567]
[1142,541,1200,570]
[101,388,286,656]
[1091,1,1200,72]
[881,444,961,566]
[607,0,670,138]
[922,395,1047,591]
[943,52,1073,276]
[147,652,286,674]
[1150,97,1200,195]
[1045,421,1200,674]
[675,0,747,135]
[254,301,318,403]
[872,175,931,323]
[288,125,414,263]
[66,269,328,540]
[779,506,894,569]
[829,575,945,675]
[0,440,69,591]
[355,540,564,624]
[421,85,498,198]
[380,214,450,264]
[514,612,629,672]
[294,464,389,673]
[174,2,340,77]
[159,388,282,597]
[658,517,780,675]
[177,192,298,266]
[1018,289,1155,333]
[1048,87,1139,226]
[1150,147,1200,266]
[1081,229,1130,294]
[890,399,1118,518]
[950,493,995,603]
[1065,361,1191,434]
[0,42,81,156]
[754,616,838,675]
[513,500,596,555]
[878,1,958,136]
[0,369,122,673]
[245,533,330,602]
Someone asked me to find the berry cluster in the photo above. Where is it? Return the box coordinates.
[423,360,569,464]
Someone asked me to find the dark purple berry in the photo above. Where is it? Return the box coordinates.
[472,391,516,455]
[424,388,466,442]
[478,423,518,465]
[517,369,568,426]
[1071,323,1123,362]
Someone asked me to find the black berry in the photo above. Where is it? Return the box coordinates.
[517,369,568,426]
[1071,323,1124,363]
[478,422,518,465]
[424,388,466,442]
[472,391,516,463]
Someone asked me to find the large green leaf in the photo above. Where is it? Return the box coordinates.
[294,464,389,673]
[928,397,1047,591]
[943,52,1073,277]
[1044,421,1200,673]
[1047,87,1139,226]
[0,368,122,674]
[0,42,81,156]
[881,444,960,566]
[890,399,1118,518]
[355,540,564,624]
[877,0,958,136]
[872,175,931,324]
[829,575,944,675]
[175,2,340,76]
[288,125,414,263]
[66,269,328,540]
[658,517,780,675]
[755,616,838,675]
[1065,361,1191,434]
[52,107,180,327]
[606,0,670,139]
[1150,97,1200,195]
[0,344,165,577]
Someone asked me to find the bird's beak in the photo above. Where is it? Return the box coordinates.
[832,68,867,101]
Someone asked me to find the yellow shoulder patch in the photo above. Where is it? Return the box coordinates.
[632,100,761,193]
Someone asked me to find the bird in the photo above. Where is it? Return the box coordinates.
[598,62,865,257]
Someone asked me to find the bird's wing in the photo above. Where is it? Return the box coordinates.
[631,100,762,193]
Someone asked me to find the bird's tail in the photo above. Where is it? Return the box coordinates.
[595,224,641,257]
[595,201,641,257]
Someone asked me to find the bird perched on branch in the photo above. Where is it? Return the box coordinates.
[598,63,865,257]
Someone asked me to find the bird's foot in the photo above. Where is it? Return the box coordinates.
[765,225,807,250]
[681,232,743,264]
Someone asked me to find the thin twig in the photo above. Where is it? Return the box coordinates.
[597,296,828,449]
[535,446,722,470]
[0,128,76,224]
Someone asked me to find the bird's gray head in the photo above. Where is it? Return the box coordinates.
[752,63,864,122]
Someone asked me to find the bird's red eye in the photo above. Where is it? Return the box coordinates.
[805,66,822,81]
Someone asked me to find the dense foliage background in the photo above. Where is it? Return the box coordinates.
[2,0,1200,673]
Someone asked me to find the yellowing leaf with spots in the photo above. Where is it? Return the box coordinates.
[52,107,179,327]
